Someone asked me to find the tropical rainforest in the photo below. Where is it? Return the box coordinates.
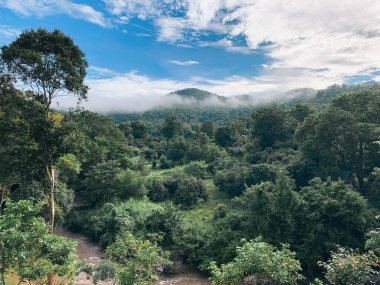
[1,29,380,285]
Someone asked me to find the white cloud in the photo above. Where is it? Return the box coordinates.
[0,0,109,27]
[87,66,119,78]
[58,71,195,112]
[169,60,199,66]
[55,70,286,112]
[0,25,20,41]
[199,38,252,54]
[103,0,380,90]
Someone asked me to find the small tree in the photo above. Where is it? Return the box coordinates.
[318,247,378,285]
[209,238,303,285]
[106,232,171,285]
[0,200,77,285]
[161,116,181,139]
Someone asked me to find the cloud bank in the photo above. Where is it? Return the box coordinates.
[0,0,109,27]
[3,0,380,112]
[56,69,303,113]
[102,0,380,90]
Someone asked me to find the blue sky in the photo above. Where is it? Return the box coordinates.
[1,0,380,112]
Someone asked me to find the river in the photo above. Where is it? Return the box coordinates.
[55,227,211,285]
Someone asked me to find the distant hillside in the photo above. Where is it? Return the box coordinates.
[283,82,380,108]
[109,82,380,123]
[170,87,317,106]
[169,88,222,101]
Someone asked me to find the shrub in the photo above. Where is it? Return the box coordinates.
[318,247,378,285]
[209,238,303,285]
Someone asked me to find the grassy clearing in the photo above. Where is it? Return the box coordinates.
[145,163,231,224]
[145,164,186,178]
[184,179,231,224]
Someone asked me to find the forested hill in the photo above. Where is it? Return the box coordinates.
[169,88,222,101]
[109,83,378,123]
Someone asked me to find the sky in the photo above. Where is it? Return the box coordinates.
[0,0,380,112]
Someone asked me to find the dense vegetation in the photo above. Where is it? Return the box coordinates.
[1,29,380,285]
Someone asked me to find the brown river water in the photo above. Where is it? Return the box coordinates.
[55,227,211,285]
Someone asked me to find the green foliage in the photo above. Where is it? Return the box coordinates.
[300,178,371,270]
[82,160,122,204]
[318,247,378,285]
[203,143,227,163]
[0,85,46,202]
[166,136,189,163]
[184,161,207,179]
[200,120,216,138]
[368,168,380,209]
[1,28,88,103]
[116,169,146,199]
[130,120,148,139]
[145,176,169,202]
[93,260,117,284]
[209,238,303,285]
[173,88,217,100]
[161,116,182,139]
[237,174,303,246]
[3,63,380,285]
[81,160,145,204]
[296,89,380,192]
[0,200,77,284]
[252,106,288,148]
[214,165,247,196]
[365,215,380,254]
[215,126,234,147]
[286,156,318,187]
[56,154,81,185]
[147,173,207,207]
[66,200,178,248]
[54,180,75,223]
[195,211,246,271]
[145,202,183,247]
[289,104,314,123]
[106,232,171,285]
[245,163,277,186]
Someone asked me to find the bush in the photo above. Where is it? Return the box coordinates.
[147,173,208,207]
[165,174,208,207]
[106,232,171,285]
[214,165,248,197]
[209,238,303,285]
[213,204,228,220]
[245,163,277,186]
[184,161,207,179]
[146,177,169,202]
[318,247,378,285]
[159,155,172,169]
[93,260,117,283]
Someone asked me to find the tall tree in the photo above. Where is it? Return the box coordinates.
[251,106,288,148]
[296,89,380,192]
[161,116,181,139]
[1,29,88,233]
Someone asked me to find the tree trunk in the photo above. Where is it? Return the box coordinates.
[0,185,8,209]
[1,269,6,285]
[46,165,55,285]
[46,165,55,233]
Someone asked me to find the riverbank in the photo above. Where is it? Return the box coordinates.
[56,227,211,285]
